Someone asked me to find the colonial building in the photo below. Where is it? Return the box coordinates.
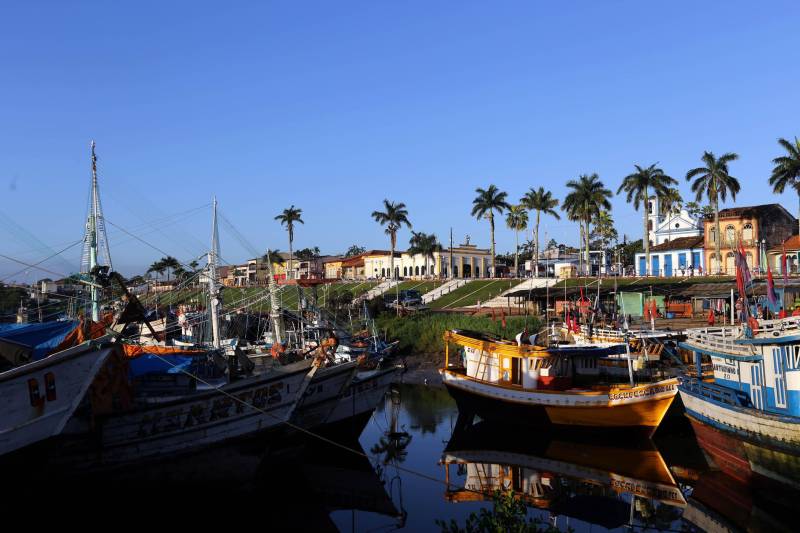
[646,196,702,247]
[635,236,705,277]
[768,235,800,275]
[703,203,796,275]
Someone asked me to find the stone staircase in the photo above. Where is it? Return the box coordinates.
[475,278,558,308]
[421,279,470,304]
[354,279,400,304]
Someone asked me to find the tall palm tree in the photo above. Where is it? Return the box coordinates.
[770,137,800,237]
[471,185,510,277]
[275,205,304,280]
[686,151,740,275]
[161,256,181,282]
[505,205,528,277]
[520,187,560,277]
[371,200,411,280]
[617,164,677,276]
[563,174,612,276]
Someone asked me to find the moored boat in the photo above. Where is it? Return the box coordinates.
[678,317,800,489]
[440,329,678,435]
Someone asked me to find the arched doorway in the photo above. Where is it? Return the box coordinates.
[725,252,735,275]
[462,264,472,278]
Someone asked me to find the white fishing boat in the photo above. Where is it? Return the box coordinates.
[0,339,115,456]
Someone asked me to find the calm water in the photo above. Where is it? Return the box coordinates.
[4,383,796,531]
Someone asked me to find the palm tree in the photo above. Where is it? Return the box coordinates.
[520,187,560,277]
[563,174,612,276]
[617,164,677,276]
[147,260,165,281]
[505,205,528,277]
[161,256,180,282]
[275,205,304,280]
[371,200,411,280]
[686,151,740,275]
[409,231,443,278]
[471,185,510,277]
[770,137,800,237]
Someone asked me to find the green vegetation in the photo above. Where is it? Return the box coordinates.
[438,490,566,533]
[395,279,447,294]
[376,311,539,355]
[0,284,28,317]
[429,279,523,309]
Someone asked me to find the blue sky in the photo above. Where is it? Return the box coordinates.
[1,1,799,281]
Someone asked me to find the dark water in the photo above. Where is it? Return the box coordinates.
[4,383,796,531]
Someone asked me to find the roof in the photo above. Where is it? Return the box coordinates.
[716,203,796,221]
[769,234,800,252]
[648,236,704,252]
[340,256,365,268]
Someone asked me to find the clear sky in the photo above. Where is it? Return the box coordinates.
[2,1,799,282]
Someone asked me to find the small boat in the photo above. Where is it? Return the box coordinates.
[440,329,678,436]
[0,338,116,456]
[678,317,800,489]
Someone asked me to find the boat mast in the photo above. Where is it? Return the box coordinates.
[81,140,113,322]
[208,196,222,348]
[263,251,285,346]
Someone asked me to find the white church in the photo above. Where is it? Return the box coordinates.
[635,196,706,276]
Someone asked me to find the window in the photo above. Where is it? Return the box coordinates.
[725,225,735,245]
[709,227,716,243]
[743,223,753,241]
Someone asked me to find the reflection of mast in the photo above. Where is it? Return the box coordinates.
[81,141,113,321]
[207,197,221,348]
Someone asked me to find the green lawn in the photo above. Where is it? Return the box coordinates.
[395,280,449,295]
[429,279,525,309]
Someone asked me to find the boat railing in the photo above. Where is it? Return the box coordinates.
[679,375,751,408]
[684,326,755,356]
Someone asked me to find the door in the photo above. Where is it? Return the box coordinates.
[692,251,701,269]
[664,254,673,277]
[639,257,646,276]
[651,256,660,277]
[678,253,687,270]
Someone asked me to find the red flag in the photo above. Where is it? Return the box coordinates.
[783,243,789,284]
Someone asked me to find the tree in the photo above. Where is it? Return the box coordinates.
[275,205,304,280]
[408,231,443,278]
[686,151,740,274]
[563,174,612,276]
[617,164,677,276]
[591,210,618,252]
[160,256,180,282]
[770,137,800,237]
[371,199,411,280]
[520,187,560,278]
[295,247,320,261]
[505,205,528,277]
[471,185,510,278]
[147,260,165,281]
[344,245,366,257]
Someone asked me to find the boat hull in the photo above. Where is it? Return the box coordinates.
[0,342,115,456]
[62,359,316,467]
[680,386,800,489]
[291,361,359,429]
[442,369,676,436]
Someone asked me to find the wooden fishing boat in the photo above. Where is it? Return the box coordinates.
[679,317,800,489]
[440,330,678,435]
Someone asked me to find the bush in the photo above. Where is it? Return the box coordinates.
[375,312,540,355]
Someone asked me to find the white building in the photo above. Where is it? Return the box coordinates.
[635,236,705,277]
[351,242,493,279]
[647,196,702,247]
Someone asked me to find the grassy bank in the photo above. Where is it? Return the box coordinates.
[429,279,523,309]
[376,311,540,355]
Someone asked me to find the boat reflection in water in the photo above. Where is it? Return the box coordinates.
[442,420,686,530]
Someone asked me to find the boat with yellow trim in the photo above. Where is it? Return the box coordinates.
[440,329,678,436]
